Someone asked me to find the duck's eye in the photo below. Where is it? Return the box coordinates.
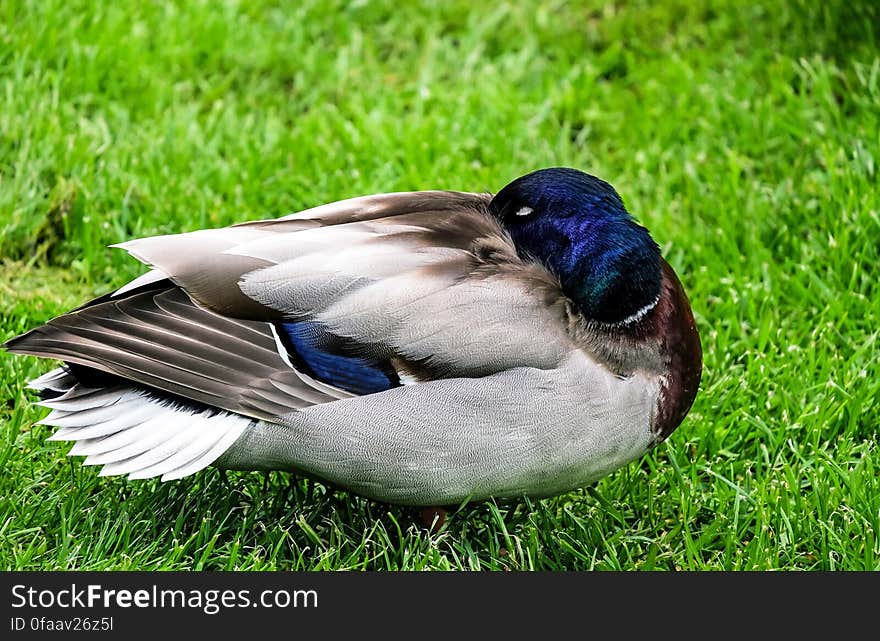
[515,206,533,217]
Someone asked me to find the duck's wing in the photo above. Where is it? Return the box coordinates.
[5,190,577,421]
[118,191,576,377]
[4,281,351,422]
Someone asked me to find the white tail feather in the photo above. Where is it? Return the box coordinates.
[27,367,76,392]
[128,424,233,479]
[38,386,126,411]
[37,381,253,481]
[37,396,145,429]
[160,417,248,481]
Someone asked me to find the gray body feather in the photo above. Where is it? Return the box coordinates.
[218,351,659,505]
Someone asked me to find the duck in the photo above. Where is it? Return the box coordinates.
[4,167,702,510]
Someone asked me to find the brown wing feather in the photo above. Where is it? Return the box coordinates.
[3,285,345,421]
[239,191,492,229]
[115,192,495,321]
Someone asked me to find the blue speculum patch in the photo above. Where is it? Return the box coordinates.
[279,321,399,395]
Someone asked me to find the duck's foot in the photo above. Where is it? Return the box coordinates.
[420,506,447,533]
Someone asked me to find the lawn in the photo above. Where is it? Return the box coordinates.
[1,0,878,570]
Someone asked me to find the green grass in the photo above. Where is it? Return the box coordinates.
[1,0,878,570]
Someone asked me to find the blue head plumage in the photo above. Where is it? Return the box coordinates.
[489,167,661,325]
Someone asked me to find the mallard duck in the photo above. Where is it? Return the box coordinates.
[4,167,701,508]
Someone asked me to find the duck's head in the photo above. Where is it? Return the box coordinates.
[489,167,702,442]
[489,167,661,326]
